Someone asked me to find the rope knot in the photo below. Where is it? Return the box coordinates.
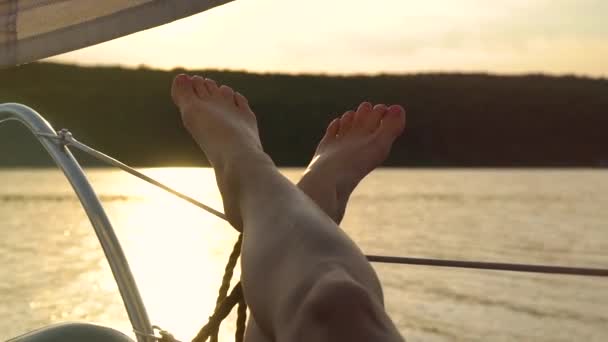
[153,325,180,342]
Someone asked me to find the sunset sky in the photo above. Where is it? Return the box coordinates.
[49,0,608,77]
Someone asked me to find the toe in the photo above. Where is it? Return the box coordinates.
[338,110,355,136]
[235,92,252,112]
[219,85,234,101]
[325,118,340,139]
[377,105,406,145]
[361,104,387,132]
[353,102,373,132]
[357,101,373,113]
[171,74,197,108]
[318,118,340,147]
[192,76,210,98]
[204,78,219,95]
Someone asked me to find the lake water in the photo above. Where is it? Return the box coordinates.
[1,168,607,341]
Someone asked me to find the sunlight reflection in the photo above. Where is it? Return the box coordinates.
[2,168,607,341]
[105,167,240,340]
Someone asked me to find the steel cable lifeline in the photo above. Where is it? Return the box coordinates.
[35,129,608,342]
[36,129,608,277]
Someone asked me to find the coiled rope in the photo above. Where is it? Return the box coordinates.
[36,129,608,341]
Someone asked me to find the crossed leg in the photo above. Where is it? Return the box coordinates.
[171,74,405,342]
[247,103,406,341]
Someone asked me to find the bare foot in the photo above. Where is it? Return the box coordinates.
[171,74,263,165]
[171,74,272,229]
[298,102,406,223]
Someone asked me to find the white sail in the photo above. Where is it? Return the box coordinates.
[0,0,234,67]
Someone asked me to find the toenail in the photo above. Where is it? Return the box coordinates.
[175,74,190,82]
[389,106,403,114]
[374,104,387,111]
[360,102,372,110]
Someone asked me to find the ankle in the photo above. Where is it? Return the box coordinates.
[212,149,275,231]
[298,169,341,223]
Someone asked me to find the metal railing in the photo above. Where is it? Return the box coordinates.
[0,103,154,342]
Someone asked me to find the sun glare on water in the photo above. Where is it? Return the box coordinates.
[1,168,607,340]
[98,167,241,340]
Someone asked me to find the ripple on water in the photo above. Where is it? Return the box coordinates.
[1,168,607,341]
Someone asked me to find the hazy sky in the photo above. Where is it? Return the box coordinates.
[49,0,608,76]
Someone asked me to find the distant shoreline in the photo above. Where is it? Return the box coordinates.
[2,62,607,167]
[48,61,608,81]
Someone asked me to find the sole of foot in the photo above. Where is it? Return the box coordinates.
[171,74,272,230]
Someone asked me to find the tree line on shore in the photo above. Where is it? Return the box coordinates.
[1,62,606,167]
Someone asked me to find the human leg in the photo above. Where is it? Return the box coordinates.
[246,103,406,341]
[172,74,405,342]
